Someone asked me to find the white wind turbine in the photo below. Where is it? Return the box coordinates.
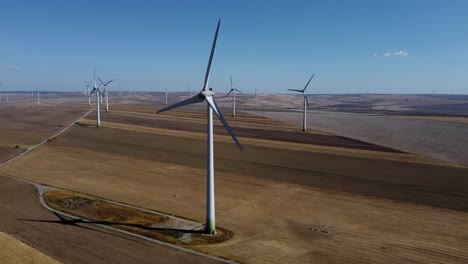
[157,20,242,235]
[288,73,315,131]
[165,88,168,105]
[89,69,104,128]
[226,75,241,117]
[36,89,40,105]
[187,85,191,97]
[84,81,92,105]
[97,77,114,113]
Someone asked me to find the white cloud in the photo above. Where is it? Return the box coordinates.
[381,50,409,57]
[393,50,408,56]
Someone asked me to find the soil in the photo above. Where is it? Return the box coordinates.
[0,176,222,264]
[85,111,400,152]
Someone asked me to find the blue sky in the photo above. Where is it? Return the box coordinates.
[0,0,467,94]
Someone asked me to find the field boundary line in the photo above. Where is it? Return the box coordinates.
[0,108,94,168]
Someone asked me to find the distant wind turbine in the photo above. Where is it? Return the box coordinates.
[84,81,92,105]
[89,69,104,128]
[187,85,191,97]
[288,73,315,131]
[226,75,241,117]
[165,88,168,105]
[157,20,242,235]
[254,88,258,108]
[98,77,114,113]
[36,89,40,105]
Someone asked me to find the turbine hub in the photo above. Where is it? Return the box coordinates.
[201,90,215,97]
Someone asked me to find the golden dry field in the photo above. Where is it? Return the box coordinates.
[0,231,61,264]
[1,106,468,263]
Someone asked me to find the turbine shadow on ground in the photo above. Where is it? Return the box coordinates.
[18,211,205,234]
[17,212,136,241]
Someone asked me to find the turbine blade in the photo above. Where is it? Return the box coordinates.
[156,94,204,114]
[234,89,242,93]
[230,74,233,89]
[105,79,114,86]
[205,96,243,151]
[226,89,233,97]
[202,20,221,92]
[305,95,310,109]
[288,89,303,92]
[89,88,96,95]
[302,73,315,91]
[97,77,105,86]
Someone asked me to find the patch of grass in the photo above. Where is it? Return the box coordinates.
[43,190,233,246]
[44,190,166,226]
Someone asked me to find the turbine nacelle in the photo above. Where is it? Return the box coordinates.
[201,90,215,97]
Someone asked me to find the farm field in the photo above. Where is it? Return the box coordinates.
[255,110,468,166]
[0,231,60,264]
[0,105,90,163]
[1,106,468,263]
[394,115,468,125]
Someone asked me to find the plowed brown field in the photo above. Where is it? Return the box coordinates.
[2,108,468,263]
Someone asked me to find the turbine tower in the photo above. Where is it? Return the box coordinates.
[226,75,241,117]
[165,88,168,105]
[84,81,91,105]
[288,74,314,131]
[89,69,103,128]
[36,90,40,105]
[187,85,191,97]
[157,20,242,235]
[98,77,114,113]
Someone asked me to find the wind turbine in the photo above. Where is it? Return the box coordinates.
[36,89,40,105]
[84,81,91,105]
[288,73,315,131]
[157,20,242,235]
[226,75,241,117]
[98,77,114,113]
[89,69,103,128]
[187,85,191,97]
[165,88,168,105]
[254,88,258,108]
